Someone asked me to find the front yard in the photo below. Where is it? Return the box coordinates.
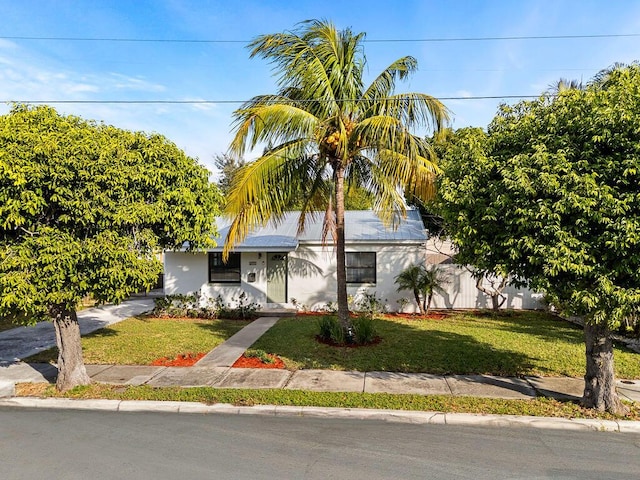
[26,316,251,365]
[24,309,640,379]
[250,310,640,378]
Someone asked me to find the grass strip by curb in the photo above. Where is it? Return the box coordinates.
[16,383,640,421]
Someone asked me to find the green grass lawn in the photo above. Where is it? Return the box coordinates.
[19,383,640,421]
[26,316,251,365]
[250,311,640,378]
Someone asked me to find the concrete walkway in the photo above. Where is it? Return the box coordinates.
[195,317,280,367]
[1,309,639,405]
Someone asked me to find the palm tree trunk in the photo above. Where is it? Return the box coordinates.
[425,293,434,315]
[413,289,425,315]
[334,163,352,338]
[52,306,91,392]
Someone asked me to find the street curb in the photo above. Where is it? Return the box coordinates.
[0,380,15,397]
[2,397,639,433]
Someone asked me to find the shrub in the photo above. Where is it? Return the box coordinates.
[152,291,260,320]
[152,292,202,318]
[354,291,387,317]
[317,314,376,345]
[218,292,260,320]
[316,315,344,344]
[244,349,275,364]
[352,314,378,344]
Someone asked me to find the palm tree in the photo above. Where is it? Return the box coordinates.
[224,20,449,335]
[395,265,427,315]
[420,266,448,314]
[395,264,448,315]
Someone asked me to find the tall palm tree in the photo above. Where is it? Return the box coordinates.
[224,20,449,334]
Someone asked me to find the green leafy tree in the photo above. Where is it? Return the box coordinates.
[213,153,246,197]
[224,20,449,335]
[421,266,448,314]
[434,65,640,414]
[0,105,221,391]
[430,127,512,311]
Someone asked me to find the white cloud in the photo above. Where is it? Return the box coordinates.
[107,73,166,92]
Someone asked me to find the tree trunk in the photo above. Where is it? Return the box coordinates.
[52,307,91,392]
[414,289,425,315]
[425,293,433,315]
[490,295,500,311]
[334,163,353,339]
[476,275,507,311]
[582,322,628,415]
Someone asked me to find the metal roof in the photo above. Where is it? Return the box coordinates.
[209,210,427,252]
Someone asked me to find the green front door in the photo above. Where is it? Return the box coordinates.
[267,253,287,303]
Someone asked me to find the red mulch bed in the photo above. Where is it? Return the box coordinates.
[385,312,449,321]
[150,352,207,367]
[297,311,449,320]
[232,354,286,369]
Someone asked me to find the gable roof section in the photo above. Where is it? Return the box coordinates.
[208,210,427,252]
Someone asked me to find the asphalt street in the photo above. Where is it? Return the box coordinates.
[2,406,639,479]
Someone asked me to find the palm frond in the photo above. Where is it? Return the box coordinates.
[229,102,319,156]
[362,56,418,102]
[223,140,310,258]
[368,93,450,131]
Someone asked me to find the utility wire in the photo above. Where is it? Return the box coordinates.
[1,33,638,44]
[3,95,543,105]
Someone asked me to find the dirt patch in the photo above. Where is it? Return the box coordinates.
[150,352,207,367]
[15,382,50,396]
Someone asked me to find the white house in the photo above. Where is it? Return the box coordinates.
[164,210,545,312]
[164,210,429,312]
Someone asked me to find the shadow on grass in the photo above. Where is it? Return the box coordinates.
[473,310,585,345]
[251,316,542,376]
[195,318,253,338]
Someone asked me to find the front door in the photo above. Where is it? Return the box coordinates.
[267,253,288,303]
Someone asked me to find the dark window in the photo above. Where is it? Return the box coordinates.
[346,252,376,283]
[208,252,241,283]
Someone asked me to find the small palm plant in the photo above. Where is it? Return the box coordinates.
[394,265,426,314]
[395,264,448,315]
[420,266,449,314]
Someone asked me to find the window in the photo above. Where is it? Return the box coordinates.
[208,252,241,283]
[346,252,376,283]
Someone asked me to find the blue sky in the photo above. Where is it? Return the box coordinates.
[1,0,639,173]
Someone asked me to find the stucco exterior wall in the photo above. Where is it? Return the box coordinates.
[164,242,427,312]
[164,251,268,307]
[287,243,427,312]
[164,245,544,312]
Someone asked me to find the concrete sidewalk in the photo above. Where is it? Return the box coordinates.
[3,361,640,404]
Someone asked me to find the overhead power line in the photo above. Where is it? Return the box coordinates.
[3,95,542,105]
[1,33,638,44]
